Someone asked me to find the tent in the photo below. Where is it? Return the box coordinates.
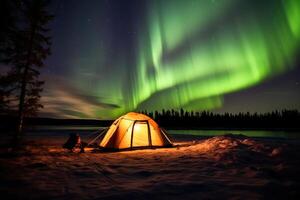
[99,112,172,150]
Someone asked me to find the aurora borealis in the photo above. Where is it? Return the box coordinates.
[42,0,300,119]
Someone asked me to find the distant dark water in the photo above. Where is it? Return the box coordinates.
[168,130,300,139]
[23,126,300,139]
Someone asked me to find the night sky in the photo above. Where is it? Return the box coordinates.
[39,0,300,119]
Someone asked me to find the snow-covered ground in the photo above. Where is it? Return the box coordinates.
[0,134,299,199]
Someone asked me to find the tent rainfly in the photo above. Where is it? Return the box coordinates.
[99,112,172,150]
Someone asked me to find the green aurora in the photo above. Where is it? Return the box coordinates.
[118,0,300,117]
[44,0,300,119]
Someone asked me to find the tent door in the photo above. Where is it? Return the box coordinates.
[131,121,150,148]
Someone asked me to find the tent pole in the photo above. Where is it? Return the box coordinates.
[130,121,137,149]
[147,121,152,148]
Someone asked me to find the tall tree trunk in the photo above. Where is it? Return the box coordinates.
[16,66,28,138]
[15,25,36,141]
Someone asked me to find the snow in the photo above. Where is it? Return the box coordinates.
[0,134,299,199]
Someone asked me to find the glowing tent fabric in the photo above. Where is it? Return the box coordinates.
[99,112,172,149]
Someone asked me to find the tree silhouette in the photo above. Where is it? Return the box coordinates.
[1,0,53,141]
[140,109,300,129]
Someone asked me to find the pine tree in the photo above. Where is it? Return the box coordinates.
[1,0,53,140]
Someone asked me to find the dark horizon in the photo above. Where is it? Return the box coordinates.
[1,109,299,131]
[1,107,300,120]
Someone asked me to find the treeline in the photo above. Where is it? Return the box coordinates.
[140,109,300,130]
[1,109,299,131]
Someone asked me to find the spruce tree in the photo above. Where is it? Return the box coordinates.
[1,0,53,140]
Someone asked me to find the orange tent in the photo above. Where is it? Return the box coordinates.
[99,112,172,150]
